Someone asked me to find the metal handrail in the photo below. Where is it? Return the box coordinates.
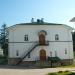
[16,41,49,65]
[16,42,39,65]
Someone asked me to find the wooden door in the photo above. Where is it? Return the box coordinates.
[39,34,45,45]
[40,49,46,61]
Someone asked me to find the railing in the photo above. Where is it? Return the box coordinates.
[45,41,49,46]
[16,42,39,65]
[39,41,49,46]
[16,41,49,65]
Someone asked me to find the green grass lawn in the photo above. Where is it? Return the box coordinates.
[47,71,75,75]
[57,65,75,68]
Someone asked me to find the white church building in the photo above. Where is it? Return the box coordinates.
[7,19,74,66]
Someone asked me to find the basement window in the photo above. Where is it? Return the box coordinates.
[24,35,28,41]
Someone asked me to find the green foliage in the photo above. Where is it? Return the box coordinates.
[72,32,75,51]
[68,72,75,75]
[47,73,57,75]
[2,43,8,57]
[0,24,8,57]
[64,70,70,73]
[0,56,8,65]
[46,71,75,75]
[58,71,63,73]
[0,58,8,65]
[73,51,75,58]
[48,57,61,62]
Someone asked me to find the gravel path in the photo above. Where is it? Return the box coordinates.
[0,66,75,75]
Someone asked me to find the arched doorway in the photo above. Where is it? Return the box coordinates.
[40,49,46,61]
[39,33,45,45]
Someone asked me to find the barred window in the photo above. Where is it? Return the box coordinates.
[65,48,67,54]
[24,35,28,41]
[55,34,59,40]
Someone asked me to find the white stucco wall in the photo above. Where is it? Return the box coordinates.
[8,24,73,61]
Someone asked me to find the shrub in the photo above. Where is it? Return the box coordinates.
[68,72,75,75]
[47,73,57,75]
[64,70,70,73]
[47,71,75,75]
[58,71,63,73]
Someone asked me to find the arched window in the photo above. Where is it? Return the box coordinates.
[55,51,57,57]
[50,51,52,57]
[55,34,59,40]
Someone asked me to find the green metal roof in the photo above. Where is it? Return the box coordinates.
[15,22,63,25]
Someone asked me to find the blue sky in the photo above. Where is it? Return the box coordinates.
[0,0,75,28]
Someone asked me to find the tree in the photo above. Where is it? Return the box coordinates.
[0,24,8,57]
[72,31,75,51]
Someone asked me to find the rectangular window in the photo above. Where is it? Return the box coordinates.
[24,35,28,41]
[65,48,67,54]
[16,50,19,56]
[5,39,8,42]
[55,34,59,40]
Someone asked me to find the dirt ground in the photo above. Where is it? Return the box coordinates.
[0,65,75,75]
